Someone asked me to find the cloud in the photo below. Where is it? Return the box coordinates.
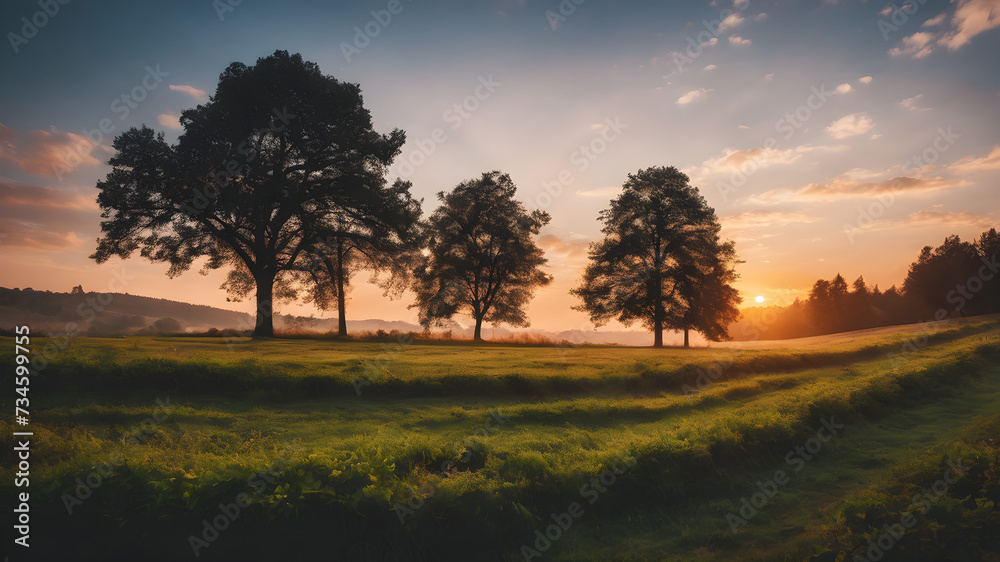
[157,113,183,131]
[537,233,591,262]
[684,145,845,180]
[888,0,1000,58]
[879,5,895,16]
[718,12,745,32]
[677,88,712,105]
[0,178,98,250]
[575,185,621,198]
[752,170,965,203]
[764,72,775,81]
[949,145,1000,172]
[938,0,1000,50]
[867,210,995,232]
[889,31,937,58]
[704,64,717,71]
[721,210,822,230]
[835,83,853,94]
[0,178,96,210]
[169,84,209,101]
[0,123,107,178]
[754,12,768,21]
[738,124,750,129]
[922,13,947,27]
[700,37,719,47]
[858,76,873,84]
[728,35,752,46]
[899,94,930,111]
[825,113,874,139]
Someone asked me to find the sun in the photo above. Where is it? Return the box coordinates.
[755,296,765,303]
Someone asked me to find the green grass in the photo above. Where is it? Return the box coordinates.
[1,319,999,561]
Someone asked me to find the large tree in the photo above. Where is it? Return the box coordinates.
[91,51,405,337]
[411,171,552,341]
[572,166,741,348]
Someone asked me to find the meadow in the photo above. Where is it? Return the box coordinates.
[2,317,999,561]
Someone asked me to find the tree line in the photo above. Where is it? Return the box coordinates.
[732,228,1000,340]
[92,51,741,348]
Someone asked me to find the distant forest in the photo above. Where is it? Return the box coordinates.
[730,228,1000,340]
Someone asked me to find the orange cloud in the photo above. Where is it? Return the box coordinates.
[721,210,822,230]
[752,170,966,203]
[157,113,183,131]
[867,210,995,232]
[949,145,1000,173]
[0,178,98,250]
[0,123,107,178]
[169,84,209,101]
[537,233,591,262]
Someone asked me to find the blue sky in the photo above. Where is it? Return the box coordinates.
[2,0,999,333]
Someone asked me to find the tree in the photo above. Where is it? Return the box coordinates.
[974,228,1000,315]
[71,285,84,295]
[411,171,551,341]
[91,50,405,337]
[902,236,979,317]
[153,317,183,333]
[572,166,741,348]
[293,178,424,336]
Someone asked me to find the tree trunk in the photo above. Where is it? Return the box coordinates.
[653,316,663,348]
[336,239,347,336]
[683,327,690,348]
[474,316,484,342]
[254,269,275,338]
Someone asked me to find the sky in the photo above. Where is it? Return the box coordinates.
[1,0,999,335]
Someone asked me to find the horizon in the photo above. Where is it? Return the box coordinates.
[2,0,999,335]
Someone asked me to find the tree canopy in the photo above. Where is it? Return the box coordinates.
[91,50,406,337]
[411,171,552,341]
[572,166,741,347]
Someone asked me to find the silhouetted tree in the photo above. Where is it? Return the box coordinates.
[903,235,980,317]
[411,171,551,341]
[572,166,741,348]
[225,178,423,336]
[298,183,423,335]
[71,285,84,295]
[91,50,405,337]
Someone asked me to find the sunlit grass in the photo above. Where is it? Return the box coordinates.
[1,319,998,560]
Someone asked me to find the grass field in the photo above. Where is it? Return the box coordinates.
[2,318,1000,561]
